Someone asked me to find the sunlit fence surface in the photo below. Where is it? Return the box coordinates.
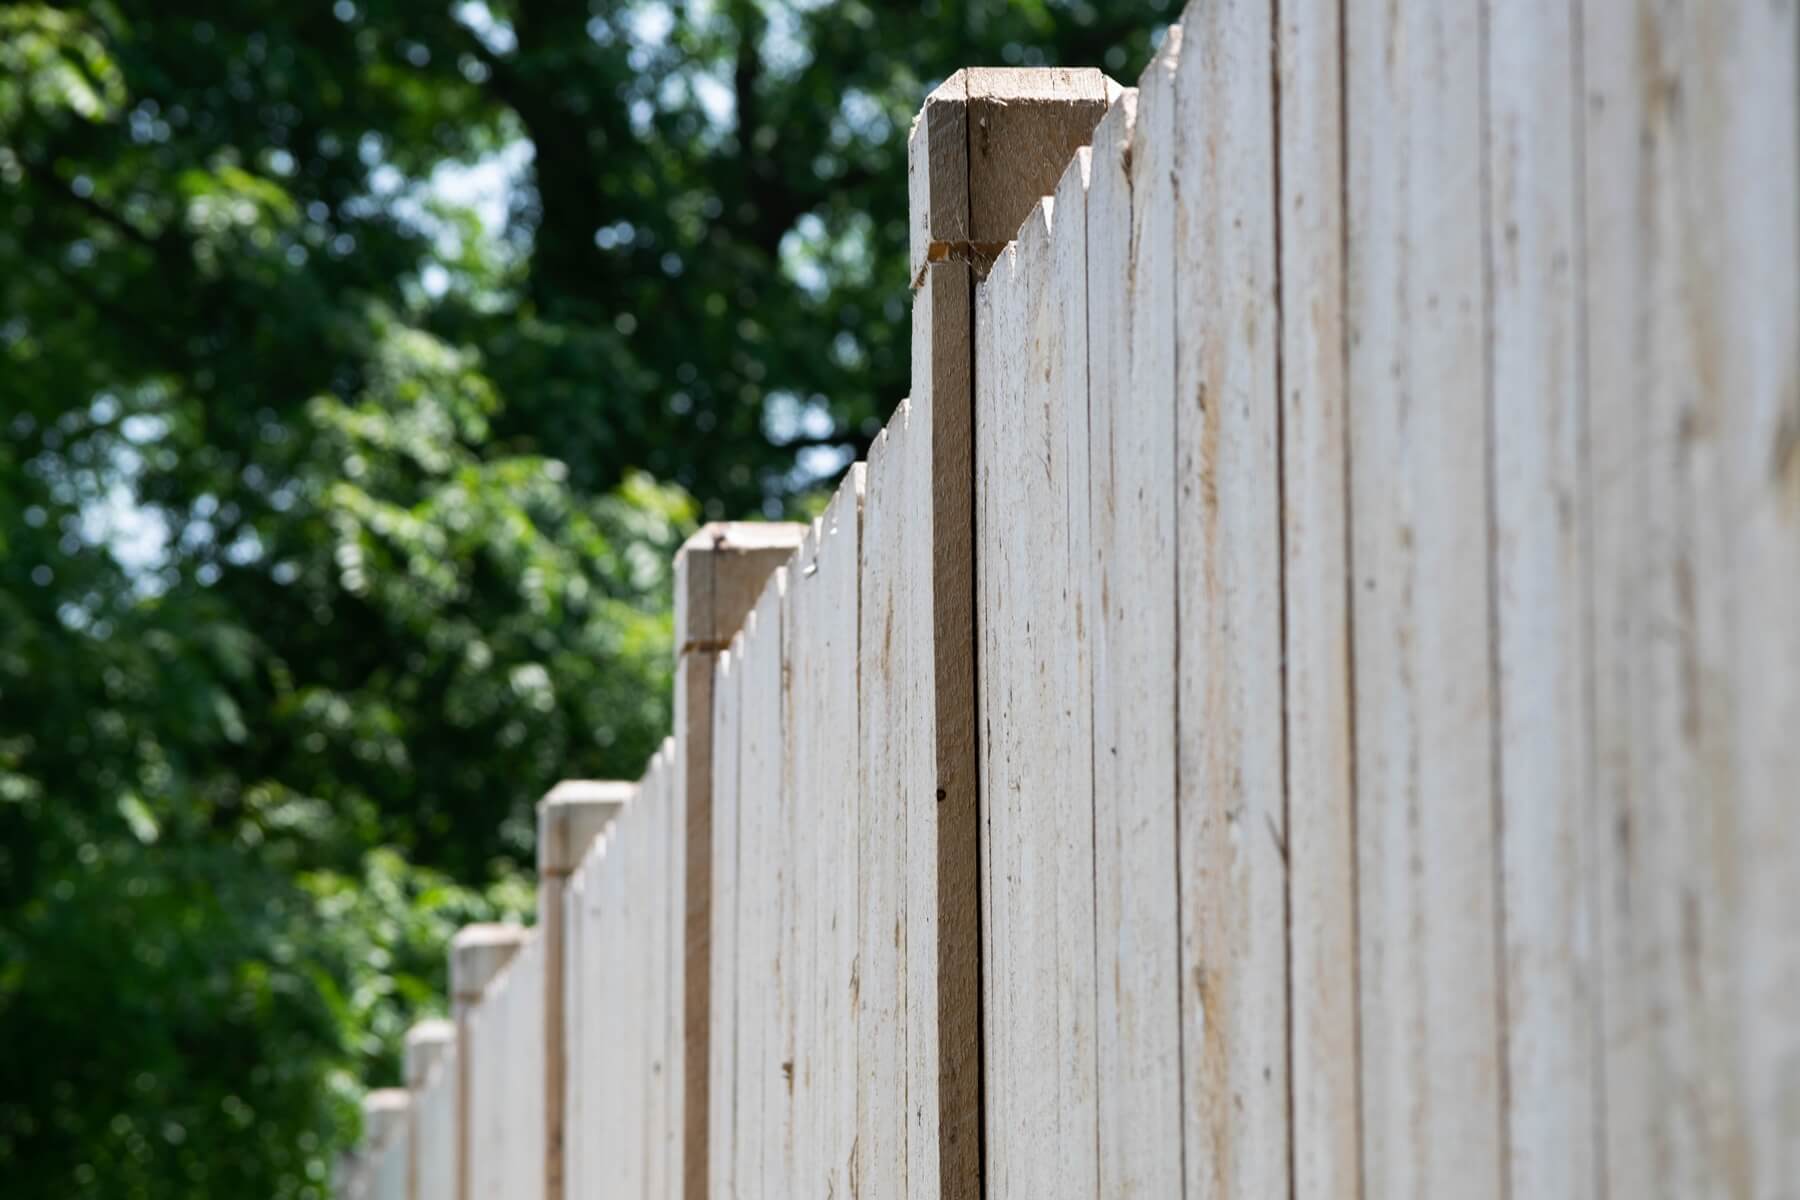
[337,1,1799,1196]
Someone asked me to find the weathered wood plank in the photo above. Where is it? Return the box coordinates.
[1345,0,1503,1195]
[908,69,1114,284]
[1484,2,1597,1195]
[1583,1,1800,1195]
[1087,73,1185,1199]
[707,641,741,1200]
[674,523,805,1200]
[739,573,790,1199]
[859,414,910,1200]
[910,257,982,1200]
[976,185,1098,1199]
[1170,2,1290,1194]
[450,924,526,1200]
[537,782,626,1200]
[1274,0,1358,1194]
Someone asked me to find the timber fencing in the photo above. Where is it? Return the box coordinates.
[338,3,1799,1198]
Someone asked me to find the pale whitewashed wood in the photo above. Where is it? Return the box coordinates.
[974,240,1014,1200]
[451,925,525,1200]
[465,935,546,1200]
[789,472,864,1196]
[467,984,502,1198]
[661,738,685,1200]
[1086,75,1184,1199]
[737,574,790,1200]
[608,789,648,1200]
[363,1091,410,1200]
[827,474,865,1195]
[1484,3,1597,1195]
[782,523,820,1196]
[1054,141,1099,1200]
[506,935,548,1200]
[976,192,1098,1200]
[1583,2,1800,1197]
[1169,4,1290,1195]
[859,415,909,1200]
[1274,1,1358,1196]
[1345,0,1502,1196]
[708,642,742,1200]
[561,869,586,1198]
[645,749,673,1200]
[415,1051,457,1200]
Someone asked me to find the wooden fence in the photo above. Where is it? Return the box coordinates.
[337,1,1799,1197]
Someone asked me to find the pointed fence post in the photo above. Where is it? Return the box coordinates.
[537,780,630,1200]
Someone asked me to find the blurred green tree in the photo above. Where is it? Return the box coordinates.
[0,1,1159,1194]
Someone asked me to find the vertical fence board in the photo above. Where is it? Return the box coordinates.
[860,417,910,1200]
[1345,0,1503,1196]
[1171,3,1290,1195]
[1053,148,1098,1200]
[708,643,742,1200]
[648,751,674,1200]
[739,575,790,1200]
[1274,0,1358,1195]
[616,794,649,1200]
[1484,2,1597,1196]
[812,474,864,1196]
[783,531,818,1196]
[1087,75,1185,1199]
[416,1056,456,1200]
[976,189,1099,1199]
[1583,2,1800,1196]
[562,869,586,1196]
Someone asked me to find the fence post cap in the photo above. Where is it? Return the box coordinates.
[449,923,528,1004]
[907,66,1119,285]
[674,521,808,654]
[402,1018,456,1087]
[537,780,633,875]
[361,1088,410,1147]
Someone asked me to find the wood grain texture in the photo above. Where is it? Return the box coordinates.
[707,641,742,1200]
[908,69,1113,284]
[673,523,802,1200]
[1086,77,1186,1200]
[737,573,789,1200]
[1583,1,1800,1196]
[786,526,819,1197]
[859,414,910,1200]
[790,472,864,1197]
[1484,2,1597,1195]
[1345,0,1503,1195]
[975,188,1097,1200]
[917,258,982,1200]
[1274,0,1358,1195]
[1171,3,1290,1194]
[648,747,676,1200]
[413,1047,457,1200]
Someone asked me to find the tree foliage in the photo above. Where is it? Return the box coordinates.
[0,1,1159,1194]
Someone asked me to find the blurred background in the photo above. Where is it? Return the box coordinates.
[0,2,1161,1195]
